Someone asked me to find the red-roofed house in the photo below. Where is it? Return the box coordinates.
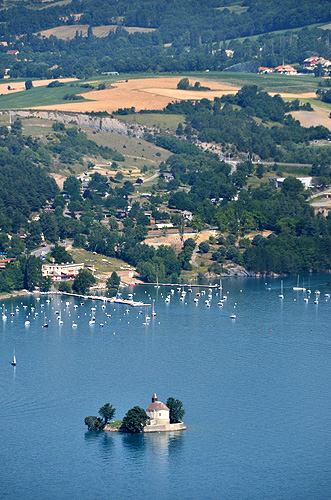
[258,66,273,74]
[274,65,297,75]
[6,49,19,56]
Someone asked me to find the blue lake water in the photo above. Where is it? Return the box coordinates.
[1,276,331,500]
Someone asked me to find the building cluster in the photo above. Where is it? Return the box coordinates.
[258,65,297,75]
[258,56,331,76]
[303,56,331,71]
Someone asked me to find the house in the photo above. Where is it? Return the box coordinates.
[258,66,273,74]
[268,176,313,189]
[163,173,174,182]
[6,50,19,56]
[156,222,174,229]
[182,210,193,221]
[48,64,59,71]
[42,262,85,281]
[225,49,234,58]
[274,65,297,75]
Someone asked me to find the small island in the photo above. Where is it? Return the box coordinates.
[85,393,186,433]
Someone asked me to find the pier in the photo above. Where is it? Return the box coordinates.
[57,291,150,307]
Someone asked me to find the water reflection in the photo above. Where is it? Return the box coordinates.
[122,432,146,453]
[84,430,115,461]
[144,431,184,458]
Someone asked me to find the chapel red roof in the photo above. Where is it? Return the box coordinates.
[146,393,169,411]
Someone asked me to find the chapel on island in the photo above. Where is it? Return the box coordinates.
[143,393,186,433]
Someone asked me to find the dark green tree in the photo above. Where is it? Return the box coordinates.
[106,271,120,290]
[23,255,42,291]
[50,245,73,264]
[121,406,149,433]
[72,269,96,294]
[166,397,185,424]
[199,241,210,253]
[84,416,104,431]
[58,281,72,293]
[177,78,190,90]
[99,403,116,424]
[25,80,33,90]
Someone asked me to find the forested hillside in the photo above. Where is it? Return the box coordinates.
[0,0,331,77]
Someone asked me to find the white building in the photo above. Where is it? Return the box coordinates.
[42,262,85,281]
[268,176,313,189]
[146,393,170,426]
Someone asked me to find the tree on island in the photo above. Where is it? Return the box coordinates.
[121,406,149,433]
[166,397,185,423]
[84,416,104,431]
[99,403,116,425]
[72,269,96,294]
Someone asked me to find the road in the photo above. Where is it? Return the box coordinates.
[30,240,73,258]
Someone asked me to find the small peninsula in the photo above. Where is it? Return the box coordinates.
[85,393,186,433]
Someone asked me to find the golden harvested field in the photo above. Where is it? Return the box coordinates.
[36,24,156,39]
[26,77,320,114]
[30,77,240,113]
[0,78,77,95]
[291,107,331,130]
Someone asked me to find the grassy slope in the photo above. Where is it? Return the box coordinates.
[0,83,93,109]
[186,72,320,94]
[70,247,131,275]
[84,129,170,163]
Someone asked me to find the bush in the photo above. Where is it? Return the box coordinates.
[199,241,210,253]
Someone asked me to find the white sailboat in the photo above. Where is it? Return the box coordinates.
[293,275,306,291]
[279,280,284,299]
[152,299,156,317]
[11,352,16,366]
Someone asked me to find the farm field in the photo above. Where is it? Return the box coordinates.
[0,73,325,117]
[36,24,156,39]
[27,77,240,113]
[291,106,331,131]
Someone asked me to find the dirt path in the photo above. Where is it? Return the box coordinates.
[50,173,66,189]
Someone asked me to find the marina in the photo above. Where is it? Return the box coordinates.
[1,275,330,500]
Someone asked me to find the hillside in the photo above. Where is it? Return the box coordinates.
[0,0,331,78]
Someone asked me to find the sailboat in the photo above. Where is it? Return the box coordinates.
[11,352,17,366]
[293,275,306,291]
[152,299,156,317]
[279,280,284,299]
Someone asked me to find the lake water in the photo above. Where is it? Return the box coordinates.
[1,276,330,500]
